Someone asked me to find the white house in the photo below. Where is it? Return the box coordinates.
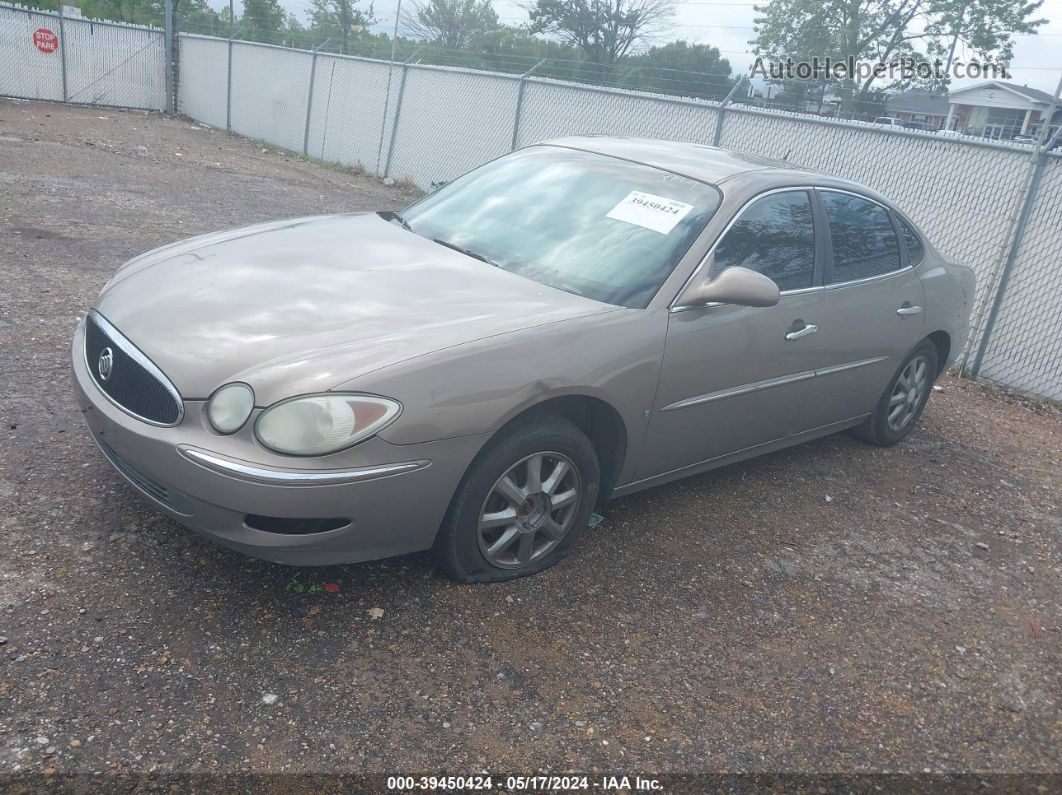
[946,81,1060,139]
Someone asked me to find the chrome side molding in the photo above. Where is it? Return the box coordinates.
[661,356,887,412]
[179,447,430,485]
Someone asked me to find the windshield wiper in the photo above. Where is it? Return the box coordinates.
[431,237,496,266]
[379,210,412,231]
[383,212,496,266]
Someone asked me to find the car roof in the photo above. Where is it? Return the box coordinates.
[540,135,892,205]
[542,135,794,184]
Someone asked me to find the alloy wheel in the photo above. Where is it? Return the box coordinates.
[887,355,929,432]
[477,452,582,569]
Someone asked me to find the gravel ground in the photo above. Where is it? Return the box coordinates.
[0,100,1059,783]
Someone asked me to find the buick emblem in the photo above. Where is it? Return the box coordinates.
[98,347,114,382]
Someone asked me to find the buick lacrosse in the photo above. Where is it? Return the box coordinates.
[73,137,975,581]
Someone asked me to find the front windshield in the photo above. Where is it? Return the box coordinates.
[399,146,721,308]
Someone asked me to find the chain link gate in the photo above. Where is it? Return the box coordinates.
[0,2,165,110]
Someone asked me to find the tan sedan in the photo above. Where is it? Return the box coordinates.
[72,137,975,581]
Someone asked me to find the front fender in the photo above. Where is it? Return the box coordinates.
[337,309,668,481]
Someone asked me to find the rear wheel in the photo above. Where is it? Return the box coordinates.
[433,416,599,583]
[853,340,938,447]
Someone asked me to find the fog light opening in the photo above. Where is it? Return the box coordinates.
[243,515,350,535]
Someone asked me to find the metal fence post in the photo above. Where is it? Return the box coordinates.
[375,45,409,175]
[963,71,1062,379]
[225,0,233,130]
[511,59,546,151]
[303,52,317,156]
[303,39,330,156]
[967,153,1048,378]
[383,56,413,177]
[711,108,725,147]
[163,0,174,113]
[380,49,421,178]
[712,76,746,147]
[57,3,68,102]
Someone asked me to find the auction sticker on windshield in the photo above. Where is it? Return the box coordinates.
[606,190,694,235]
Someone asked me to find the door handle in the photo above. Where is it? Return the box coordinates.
[896,304,922,316]
[785,323,818,341]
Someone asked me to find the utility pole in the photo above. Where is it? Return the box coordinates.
[388,0,403,65]
[938,2,969,131]
[944,2,968,77]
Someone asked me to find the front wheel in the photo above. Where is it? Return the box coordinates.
[433,416,599,583]
[853,340,938,447]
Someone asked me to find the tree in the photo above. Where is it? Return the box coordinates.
[752,0,1047,112]
[403,0,500,49]
[625,40,734,100]
[26,0,218,33]
[241,0,286,42]
[308,0,378,54]
[525,0,675,67]
[12,0,62,11]
[476,24,581,61]
[79,0,164,26]
[179,0,224,34]
[285,13,307,35]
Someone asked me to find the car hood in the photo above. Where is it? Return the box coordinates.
[95,213,613,403]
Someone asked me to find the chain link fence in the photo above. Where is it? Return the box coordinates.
[0,3,165,110]
[1,1,1059,401]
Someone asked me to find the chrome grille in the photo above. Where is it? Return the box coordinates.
[97,437,195,516]
[85,311,183,426]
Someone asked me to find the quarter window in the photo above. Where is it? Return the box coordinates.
[822,192,902,283]
[712,191,816,291]
[897,217,924,265]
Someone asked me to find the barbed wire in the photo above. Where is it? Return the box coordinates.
[168,4,1062,109]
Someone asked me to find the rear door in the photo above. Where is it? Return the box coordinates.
[803,189,926,426]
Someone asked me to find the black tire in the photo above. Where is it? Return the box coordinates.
[853,340,938,447]
[433,416,600,583]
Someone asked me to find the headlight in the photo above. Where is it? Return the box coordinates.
[254,393,401,456]
[207,382,255,434]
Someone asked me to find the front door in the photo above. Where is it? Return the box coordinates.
[640,189,829,479]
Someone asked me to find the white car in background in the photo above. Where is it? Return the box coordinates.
[874,117,906,129]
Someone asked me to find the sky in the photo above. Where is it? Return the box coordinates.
[217,0,1062,94]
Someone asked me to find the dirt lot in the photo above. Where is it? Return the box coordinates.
[0,99,1059,782]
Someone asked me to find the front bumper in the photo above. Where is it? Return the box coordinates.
[71,321,487,566]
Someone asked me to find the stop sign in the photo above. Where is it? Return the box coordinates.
[33,28,58,54]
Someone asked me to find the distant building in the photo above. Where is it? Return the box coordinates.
[884,89,950,129]
[744,78,844,116]
[946,81,1061,139]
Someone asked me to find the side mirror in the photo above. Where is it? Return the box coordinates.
[675,266,781,309]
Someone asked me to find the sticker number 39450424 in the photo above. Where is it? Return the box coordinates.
[606,190,694,235]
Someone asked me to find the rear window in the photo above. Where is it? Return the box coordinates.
[822,192,902,283]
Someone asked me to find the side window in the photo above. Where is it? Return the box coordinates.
[822,192,902,283]
[897,217,924,265]
[711,191,815,291]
